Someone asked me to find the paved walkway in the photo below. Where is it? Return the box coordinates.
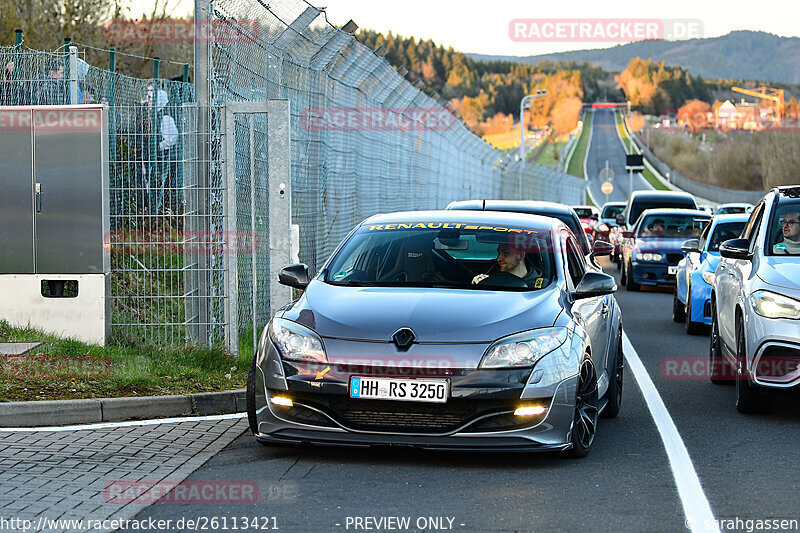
[0,416,247,532]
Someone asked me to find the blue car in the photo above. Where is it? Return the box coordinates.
[673,214,748,334]
[621,208,711,291]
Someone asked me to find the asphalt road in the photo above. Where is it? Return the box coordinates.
[124,259,800,533]
[585,109,653,206]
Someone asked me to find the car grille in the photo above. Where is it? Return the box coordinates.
[666,253,684,265]
[278,391,529,434]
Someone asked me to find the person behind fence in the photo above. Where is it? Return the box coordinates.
[156,90,179,211]
[133,85,154,212]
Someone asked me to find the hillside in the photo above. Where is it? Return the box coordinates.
[468,31,800,84]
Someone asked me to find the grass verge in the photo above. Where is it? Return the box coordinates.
[0,320,251,402]
[567,112,592,179]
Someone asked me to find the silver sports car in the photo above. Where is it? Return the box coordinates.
[710,186,800,413]
[247,210,623,456]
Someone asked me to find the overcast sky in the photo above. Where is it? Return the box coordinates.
[135,0,800,56]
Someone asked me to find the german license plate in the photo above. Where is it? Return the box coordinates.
[668,266,678,275]
[350,377,448,403]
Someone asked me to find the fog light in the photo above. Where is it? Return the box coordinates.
[270,396,293,407]
[514,405,546,416]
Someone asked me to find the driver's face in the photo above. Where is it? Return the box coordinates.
[497,245,523,272]
[653,223,665,232]
[782,212,800,241]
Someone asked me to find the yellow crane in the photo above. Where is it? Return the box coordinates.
[731,86,785,126]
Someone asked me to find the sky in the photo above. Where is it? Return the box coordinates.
[133,0,800,57]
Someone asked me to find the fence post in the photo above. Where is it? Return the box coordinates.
[194,0,211,345]
[267,99,292,319]
[68,46,78,104]
[63,37,71,104]
[12,29,23,105]
[149,58,160,211]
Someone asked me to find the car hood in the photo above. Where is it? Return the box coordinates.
[280,281,562,343]
[757,256,800,290]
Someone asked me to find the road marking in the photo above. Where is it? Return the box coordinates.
[623,332,719,533]
[0,412,246,432]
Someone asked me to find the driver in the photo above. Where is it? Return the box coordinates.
[647,218,666,237]
[774,209,800,254]
[472,243,541,285]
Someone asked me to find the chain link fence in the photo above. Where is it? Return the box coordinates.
[1,0,585,349]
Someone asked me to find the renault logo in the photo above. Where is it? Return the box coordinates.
[392,328,416,351]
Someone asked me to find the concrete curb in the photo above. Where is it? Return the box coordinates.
[0,388,247,427]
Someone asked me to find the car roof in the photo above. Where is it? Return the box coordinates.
[716,202,752,208]
[637,208,711,218]
[446,199,578,217]
[362,209,565,231]
[601,201,627,207]
[711,213,750,223]
[630,190,695,201]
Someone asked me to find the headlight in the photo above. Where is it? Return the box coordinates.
[750,291,800,320]
[269,318,328,363]
[701,272,715,285]
[581,222,590,229]
[480,327,569,368]
[635,252,664,262]
[597,223,609,232]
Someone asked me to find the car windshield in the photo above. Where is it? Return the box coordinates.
[636,214,708,239]
[324,222,556,291]
[630,199,696,222]
[767,199,800,255]
[574,208,594,218]
[601,205,623,218]
[716,206,747,214]
[708,221,746,251]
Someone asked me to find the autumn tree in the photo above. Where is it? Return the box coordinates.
[551,97,582,135]
[678,99,711,132]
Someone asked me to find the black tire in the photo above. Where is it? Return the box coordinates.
[566,358,599,458]
[685,287,704,335]
[672,286,686,323]
[625,262,640,291]
[708,304,732,385]
[735,321,772,414]
[601,330,623,419]
[620,260,627,285]
[246,355,259,435]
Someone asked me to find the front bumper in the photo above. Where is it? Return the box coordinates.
[689,282,712,325]
[631,262,677,286]
[745,315,800,389]
[251,336,581,450]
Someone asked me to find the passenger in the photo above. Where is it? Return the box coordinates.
[774,209,800,255]
[647,218,666,237]
[472,243,541,285]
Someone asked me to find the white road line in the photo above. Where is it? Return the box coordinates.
[0,412,246,432]
[623,332,720,533]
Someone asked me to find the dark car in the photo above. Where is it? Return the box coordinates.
[611,190,698,265]
[620,208,711,291]
[445,200,609,268]
[247,210,623,456]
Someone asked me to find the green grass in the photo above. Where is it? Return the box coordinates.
[567,112,593,179]
[533,140,567,167]
[0,320,251,402]
[585,190,595,207]
[615,112,670,191]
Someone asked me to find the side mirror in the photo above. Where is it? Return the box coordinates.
[616,214,625,226]
[719,239,751,260]
[591,214,599,221]
[591,240,614,257]
[574,271,617,300]
[278,263,311,290]
[621,230,634,238]
[681,239,701,254]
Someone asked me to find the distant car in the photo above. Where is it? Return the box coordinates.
[572,205,601,240]
[600,201,627,263]
[247,210,624,455]
[710,186,800,413]
[620,208,711,291]
[445,200,611,269]
[714,203,753,215]
[611,190,698,265]
[673,214,748,334]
